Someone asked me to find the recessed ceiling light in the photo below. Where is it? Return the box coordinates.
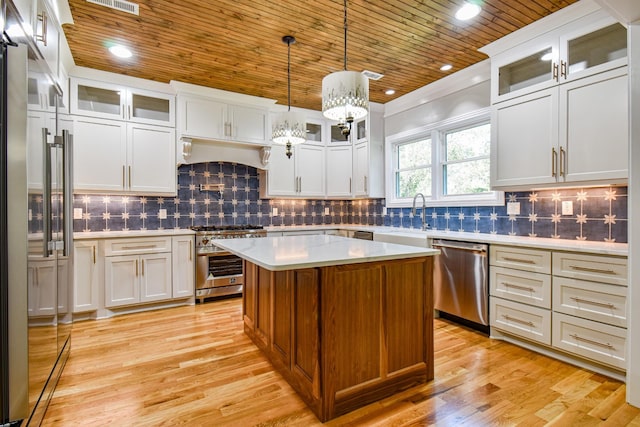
[440,64,453,71]
[109,45,133,58]
[455,2,481,21]
[385,89,395,95]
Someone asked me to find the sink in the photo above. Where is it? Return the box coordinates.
[373,231,429,248]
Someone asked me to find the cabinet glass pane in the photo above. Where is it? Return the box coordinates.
[357,120,366,140]
[567,24,627,75]
[306,123,322,142]
[330,124,350,143]
[77,85,121,115]
[131,94,171,122]
[498,47,553,95]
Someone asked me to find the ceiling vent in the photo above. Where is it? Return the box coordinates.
[86,0,139,15]
[361,70,384,80]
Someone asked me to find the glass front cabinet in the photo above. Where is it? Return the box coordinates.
[491,12,627,103]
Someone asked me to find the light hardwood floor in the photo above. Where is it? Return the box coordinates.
[42,298,640,426]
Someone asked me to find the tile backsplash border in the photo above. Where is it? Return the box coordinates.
[62,162,627,243]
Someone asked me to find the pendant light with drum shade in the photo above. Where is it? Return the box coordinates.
[322,0,369,138]
[272,35,306,159]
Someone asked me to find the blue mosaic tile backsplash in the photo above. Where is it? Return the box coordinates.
[68,162,628,243]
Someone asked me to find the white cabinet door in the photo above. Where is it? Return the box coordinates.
[70,79,126,121]
[27,260,57,317]
[228,104,268,145]
[33,0,60,78]
[172,236,195,298]
[73,116,127,192]
[353,142,370,197]
[326,145,352,197]
[266,144,297,196]
[178,95,226,140]
[105,255,139,307]
[127,123,176,194]
[139,253,172,303]
[491,88,559,189]
[127,88,175,127]
[296,144,325,197]
[73,241,100,312]
[560,67,628,183]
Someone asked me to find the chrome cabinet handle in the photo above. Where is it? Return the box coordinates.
[503,282,535,292]
[570,265,616,275]
[135,259,139,276]
[349,177,352,193]
[503,257,536,264]
[141,259,145,276]
[364,175,368,193]
[552,148,557,177]
[569,333,614,350]
[559,147,566,177]
[122,165,125,188]
[502,314,534,327]
[569,296,616,309]
[560,60,567,79]
[122,105,126,120]
[129,166,132,188]
[128,105,132,120]
[189,245,192,261]
[36,12,47,45]
[552,62,559,81]
[299,177,302,192]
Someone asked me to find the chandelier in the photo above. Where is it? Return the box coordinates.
[272,35,306,158]
[321,0,369,138]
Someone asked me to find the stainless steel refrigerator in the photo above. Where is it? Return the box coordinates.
[1,1,73,425]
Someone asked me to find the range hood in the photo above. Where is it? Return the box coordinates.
[178,137,271,170]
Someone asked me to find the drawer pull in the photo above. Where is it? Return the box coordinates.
[503,282,535,292]
[569,333,614,350]
[93,246,96,264]
[502,314,534,327]
[503,257,536,264]
[569,297,616,309]
[121,245,158,250]
[569,265,616,275]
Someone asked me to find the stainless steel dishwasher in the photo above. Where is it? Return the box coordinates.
[431,239,489,332]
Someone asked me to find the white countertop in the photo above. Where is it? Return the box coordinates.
[265,225,628,256]
[210,234,440,271]
[74,229,195,240]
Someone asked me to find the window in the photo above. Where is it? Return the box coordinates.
[395,138,431,198]
[386,109,503,207]
[443,123,491,196]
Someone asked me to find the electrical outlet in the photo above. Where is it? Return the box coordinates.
[506,202,520,215]
[382,207,387,216]
[324,207,330,215]
[28,209,32,221]
[272,207,278,216]
[562,201,574,215]
[73,208,83,219]
[158,209,167,219]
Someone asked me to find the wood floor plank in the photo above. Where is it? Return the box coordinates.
[41,298,640,426]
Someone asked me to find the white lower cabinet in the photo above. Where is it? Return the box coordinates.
[172,235,195,298]
[105,252,172,307]
[73,235,194,313]
[73,240,100,312]
[489,245,628,372]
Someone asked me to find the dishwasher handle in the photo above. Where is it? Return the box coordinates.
[432,240,488,253]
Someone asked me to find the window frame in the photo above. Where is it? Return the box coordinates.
[385,108,504,208]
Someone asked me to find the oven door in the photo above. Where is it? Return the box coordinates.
[196,250,244,294]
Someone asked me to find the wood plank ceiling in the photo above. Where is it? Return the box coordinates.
[63,0,579,111]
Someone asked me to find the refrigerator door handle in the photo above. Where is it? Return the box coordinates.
[43,127,52,257]
[61,130,73,257]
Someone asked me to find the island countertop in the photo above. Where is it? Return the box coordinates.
[210,234,440,271]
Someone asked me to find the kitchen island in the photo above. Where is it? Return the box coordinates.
[211,235,440,421]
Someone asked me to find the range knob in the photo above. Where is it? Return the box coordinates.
[201,237,209,245]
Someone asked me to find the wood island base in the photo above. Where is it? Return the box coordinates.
[242,256,435,422]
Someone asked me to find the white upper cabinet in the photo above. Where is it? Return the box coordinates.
[177,94,268,145]
[70,78,175,127]
[491,11,627,104]
[264,143,325,197]
[33,0,61,79]
[485,6,628,190]
[326,145,353,197]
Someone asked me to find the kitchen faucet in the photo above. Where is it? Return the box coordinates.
[411,193,428,231]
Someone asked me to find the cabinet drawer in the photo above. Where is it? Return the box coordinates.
[490,297,551,345]
[104,237,172,256]
[552,312,626,370]
[553,278,627,328]
[552,252,627,286]
[490,246,551,274]
[490,266,551,309]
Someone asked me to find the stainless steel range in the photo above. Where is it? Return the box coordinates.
[192,225,266,302]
